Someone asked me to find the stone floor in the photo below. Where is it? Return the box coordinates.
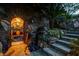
[30,49,48,56]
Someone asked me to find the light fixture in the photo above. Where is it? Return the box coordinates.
[11,17,24,29]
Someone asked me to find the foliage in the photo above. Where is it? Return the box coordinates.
[32,4,79,28]
[63,3,79,15]
[48,28,64,38]
[69,38,79,55]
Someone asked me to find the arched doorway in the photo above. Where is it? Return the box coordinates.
[4,17,30,56]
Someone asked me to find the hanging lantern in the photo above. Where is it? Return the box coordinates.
[11,17,24,29]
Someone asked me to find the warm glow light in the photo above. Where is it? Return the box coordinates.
[16,31,20,35]
[11,17,24,29]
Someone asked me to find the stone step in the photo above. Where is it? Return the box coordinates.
[61,36,77,41]
[31,49,48,56]
[62,36,77,40]
[66,32,79,34]
[56,40,71,47]
[64,33,79,38]
[43,48,64,56]
[66,31,79,34]
[51,43,71,53]
[57,40,70,44]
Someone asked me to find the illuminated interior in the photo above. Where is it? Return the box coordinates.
[8,17,30,55]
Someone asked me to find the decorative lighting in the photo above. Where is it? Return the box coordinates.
[11,17,24,29]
